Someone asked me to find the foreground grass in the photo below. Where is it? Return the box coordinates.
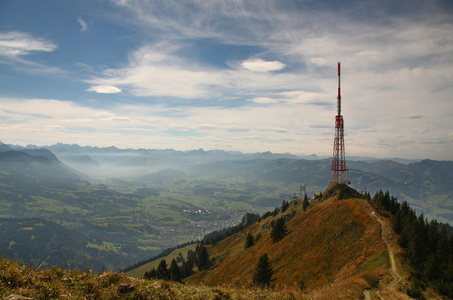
[0,257,312,300]
[1,257,402,300]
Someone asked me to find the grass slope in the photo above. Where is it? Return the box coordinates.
[0,255,406,300]
[126,243,197,279]
[185,186,391,296]
[0,257,309,300]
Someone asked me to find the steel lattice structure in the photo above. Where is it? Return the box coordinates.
[330,62,349,186]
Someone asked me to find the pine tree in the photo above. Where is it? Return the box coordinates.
[169,258,182,282]
[144,268,157,280]
[298,279,306,291]
[302,193,309,211]
[270,217,287,243]
[253,253,274,287]
[245,233,255,249]
[195,243,209,269]
[156,259,169,280]
[181,258,194,278]
[281,200,289,212]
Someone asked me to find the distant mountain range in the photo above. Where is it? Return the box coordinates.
[0,141,452,223]
[1,142,420,177]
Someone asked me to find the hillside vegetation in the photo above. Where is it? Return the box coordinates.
[127,184,420,299]
[1,256,314,300]
[187,185,388,291]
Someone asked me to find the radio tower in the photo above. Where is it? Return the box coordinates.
[330,62,349,186]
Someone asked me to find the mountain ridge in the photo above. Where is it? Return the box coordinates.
[126,185,418,299]
[187,187,386,288]
[0,150,86,191]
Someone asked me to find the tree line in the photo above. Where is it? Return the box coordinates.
[144,243,210,282]
[370,190,453,298]
[121,240,197,273]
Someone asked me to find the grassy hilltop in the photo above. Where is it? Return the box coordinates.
[188,190,387,288]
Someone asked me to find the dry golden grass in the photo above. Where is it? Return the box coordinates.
[1,256,378,300]
[188,195,387,296]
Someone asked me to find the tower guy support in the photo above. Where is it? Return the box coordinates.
[330,62,349,186]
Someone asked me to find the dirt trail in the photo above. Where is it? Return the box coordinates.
[361,200,402,298]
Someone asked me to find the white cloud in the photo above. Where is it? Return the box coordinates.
[0,31,56,58]
[87,43,222,98]
[0,96,331,154]
[111,0,273,41]
[88,43,303,99]
[1,88,452,159]
[77,17,89,32]
[248,97,280,104]
[0,31,63,74]
[86,85,122,94]
[0,98,143,146]
[241,58,286,72]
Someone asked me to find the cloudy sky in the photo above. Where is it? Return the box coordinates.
[0,0,452,160]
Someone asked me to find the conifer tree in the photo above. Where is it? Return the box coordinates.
[181,258,194,278]
[195,243,209,269]
[298,279,306,291]
[270,217,287,243]
[156,259,169,280]
[245,233,255,249]
[281,200,289,212]
[169,258,182,282]
[302,193,309,211]
[144,268,157,280]
[253,253,274,287]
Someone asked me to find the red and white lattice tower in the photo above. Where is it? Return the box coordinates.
[330,62,349,186]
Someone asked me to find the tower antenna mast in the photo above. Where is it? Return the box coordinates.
[330,62,349,186]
